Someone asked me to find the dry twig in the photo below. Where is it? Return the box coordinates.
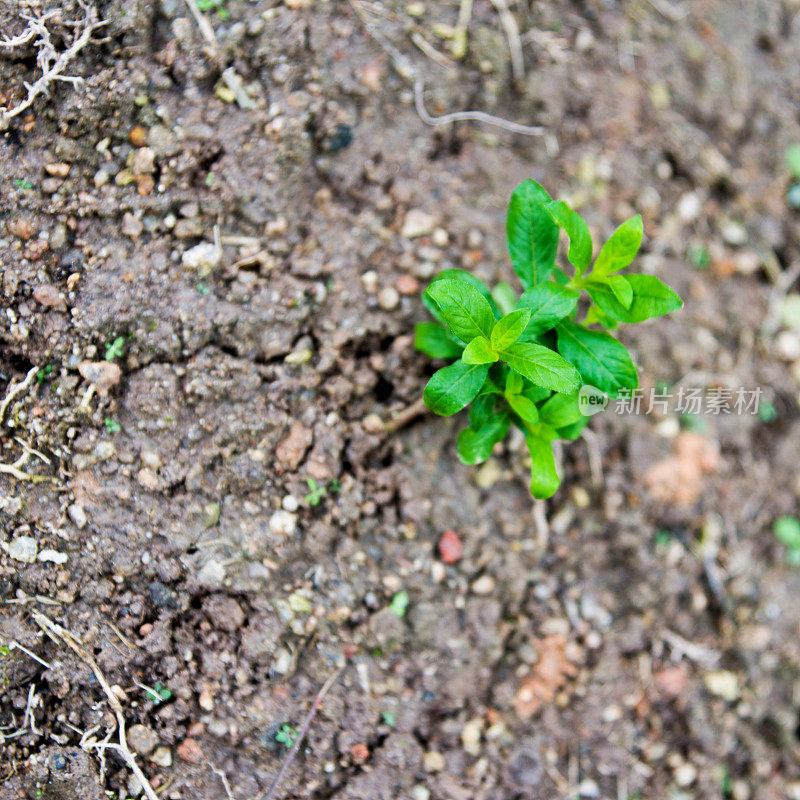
[487,0,524,81]
[31,611,160,800]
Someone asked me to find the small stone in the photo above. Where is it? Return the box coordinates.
[129,126,147,147]
[362,413,385,434]
[7,217,34,239]
[93,168,109,187]
[137,468,158,490]
[128,724,158,756]
[284,348,312,365]
[466,229,483,248]
[674,762,697,787]
[203,595,245,632]
[7,536,38,563]
[722,222,747,246]
[782,294,800,329]
[704,670,740,701]
[78,360,121,397]
[776,331,800,361]
[437,530,463,564]
[378,286,400,310]
[141,450,162,470]
[203,501,221,528]
[602,703,622,722]
[198,686,215,711]
[132,147,155,175]
[577,779,600,797]
[396,274,420,295]
[122,212,143,239]
[474,458,501,488]
[402,209,436,239]
[182,242,222,275]
[149,746,172,767]
[271,647,292,675]
[406,2,426,17]
[410,786,430,800]
[275,421,313,470]
[282,495,299,512]
[733,250,760,275]
[270,510,297,537]
[460,717,483,755]
[350,743,370,764]
[33,284,67,311]
[45,162,70,178]
[197,559,226,588]
[37,549,68,564]
[68,504,87,529]
[361,270,378,292]
[176,738,203,764]
[677,192,702,222]
[431,227,449,247]
[423,750,446,772]
[471,574,495,595]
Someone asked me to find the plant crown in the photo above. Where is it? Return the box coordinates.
[415,180,683,498]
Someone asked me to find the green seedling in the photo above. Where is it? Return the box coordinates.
[382,710,397,727]
[786,145,800,209]
[774,516,800,565]
[304,477,326,506]
[415,179,682,499]
[104,417,122,434]
[36,364,53,384]
[757,399,777,423]
[105,336,125,361]
[389,591,409,618]
[13,178,33,190]
[275,723,299,749]
[140,682,172,704]
[195,0,230,19]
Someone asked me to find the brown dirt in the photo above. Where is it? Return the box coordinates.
[2,1,800,799]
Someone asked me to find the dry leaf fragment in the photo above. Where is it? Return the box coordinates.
[513,635,578,719]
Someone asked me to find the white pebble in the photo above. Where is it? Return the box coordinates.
[270,510,297,536]
[378,286,400,310]
[37,549,68,565]
[68,503,87,529]
[471,574,495,595]
[6,536,38,563]
[282,495,299,512]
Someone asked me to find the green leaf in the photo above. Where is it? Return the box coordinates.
[390,591,410,617]
[521,384,551,404]
[555,320,638,396]
[506,180,559,289]
[423,269,500,325]
[423,361,490,415]
[462,336,498,365]
[539,392,585,428]
[505,371,524,395]
[787,145,800,180]
[526,434,560,499]
[516,283,580,338]
[507,393,539,424]
[491,309,531,350]
[457,413,510,464]
[585,274,682,323]
[593,215,643,275]
[499,342,582,395]
[557,416,590,441]
[469,392,496,428]
[414,322,463,359]
[774,517,800,550]
[545,200,592,276]
[492,282,517,316]
[606,274,634,308]
[425,279,496,343]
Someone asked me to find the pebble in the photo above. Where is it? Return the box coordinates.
[37,549,68,564]
[33,283,67,311]
[182,242,222,275]
[149,746,172,767]
[602,703,622,722]
[137,468,159,490]
[271,647,293,675]
[203,501,221,528]
[141,450,161,470]
[269,510,297,537]
[674,762,697,787]
[128,724,158,756]
[7,217,34,240]
[396,274,419,296]
[577,779,600,797]
[423,750,446,772]
[282,495,299,512]
[275,421,313,470]
[460,717,483,755]
[362,413,385,434]
[722,221,748,246]
[402,209,436,239]
[129,126,147,147]
[677,192,702,222]
[410,786,431,800]
[203,595,245,632]
[68,504,87,529]
[122,213,143,239]
[176,738,203,764]
[361,270,378,292]
[471,574,495,595]
[378,286,400,310]
[431,227,449,247]
[78,360,121,397]
[474,458,501,488]
[466,229,483,248]
[198,686,215,711]
[734,250,760,275]
[437,530,463,564]
[704,670,740,701]
[7,536,38,563]
[197,559,226,588]
[776,330,800,361]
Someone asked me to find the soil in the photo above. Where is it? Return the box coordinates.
[2,1,800,799]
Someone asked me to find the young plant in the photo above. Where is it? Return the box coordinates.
[415,179,682,499]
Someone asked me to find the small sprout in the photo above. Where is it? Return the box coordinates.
[0,644,10,656]
[196,282,211,295]
[13,178,33,190]
[653,530,672,549]
[328,478,341,493]
[36,364,53,384]
[688,243,711,270]
[105,336,125,361]
[104,417,122,434]
[389,591,410,618]
[304,477,326,506]
[416,180,682,499]
[757,400,778,423]
[381,710,397,727]
[142,682,172,704]
[774,517,800,565]
[275,723,299,749]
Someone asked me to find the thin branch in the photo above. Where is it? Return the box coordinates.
[261,665,346,800]
[487,0,524,81]
[383,397,427,433]
[0,366,38,426]
[184,0,219,50]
